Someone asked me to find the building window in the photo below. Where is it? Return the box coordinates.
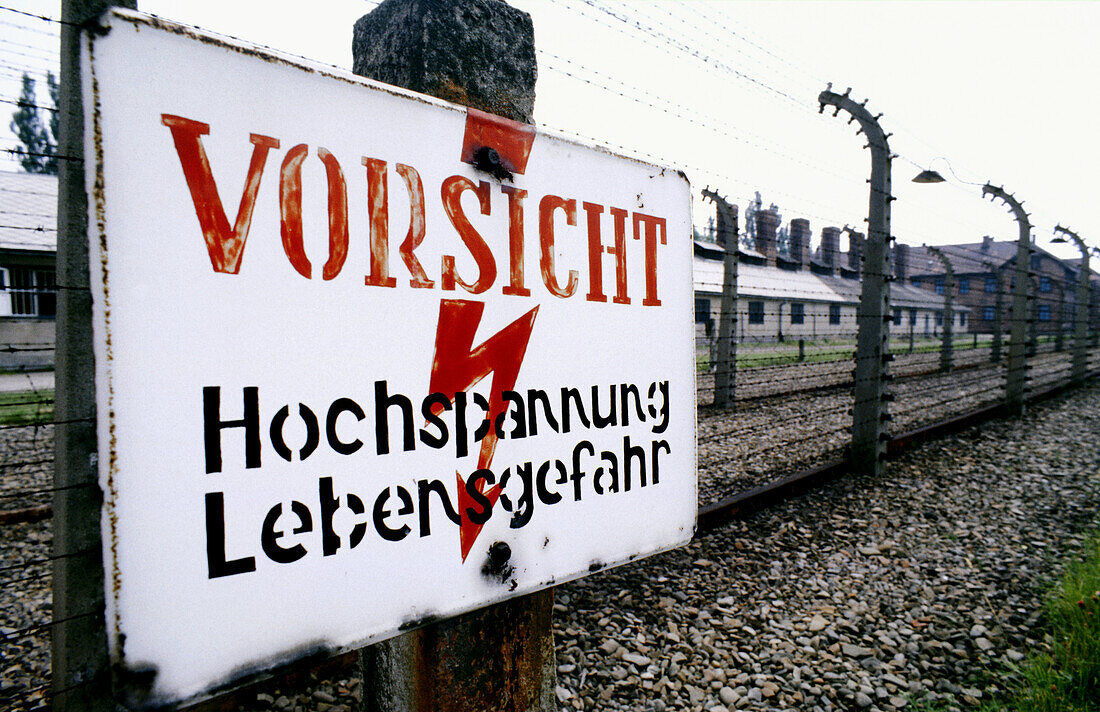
[985,276,997,293]
[1040,276,1052,293]
[909,309,917,325]
[910,277,921,287]
[935,311,943,326]
[748,301,764,324]
[934,277,945,295]
[828,304,841,324]
[1030,254,1040,269]
[790,302,804,325]
[959,313,966,327]
[984,306,995,321]
[958,277,970,294]
[2,267,56,318]
[695,298,710,325]
[1038,304,1051,321]
[892,308,902,325]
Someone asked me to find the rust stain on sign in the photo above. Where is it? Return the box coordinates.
[460,108,536,177]
[86,31,126,671]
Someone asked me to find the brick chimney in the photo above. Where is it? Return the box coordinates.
[981,235,994,253]
[821,226,841,271]
[790,218,811,267]
[755,209,779,265]
[893,242,909,281]
[847,230,865,273]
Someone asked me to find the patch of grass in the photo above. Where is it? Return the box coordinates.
[894,337,992,355]
[906,696,1001,712]
[907,531,1100,712]
[1010,532,1100,711]
[698,334,1000,372]
[0,389,54,426]
[736,345,853,368]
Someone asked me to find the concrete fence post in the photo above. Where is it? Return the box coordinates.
[1054,281,1065,353]
[1026,274,1039,358]
[925,246,953,372]
[1054,225,1090,383]
[819,87,892,477]
[984,185,1031,415]
[53,3,136,711]
[992,266,1005,363]
[703,189,738,407]
[352,2,555,710]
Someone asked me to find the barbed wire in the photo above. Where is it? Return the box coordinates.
[0,5,67,27]
[0,7,1097,710]
[0,16,58,38]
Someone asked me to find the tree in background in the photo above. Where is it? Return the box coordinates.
[9,71,58,175]
[46,72,59,174]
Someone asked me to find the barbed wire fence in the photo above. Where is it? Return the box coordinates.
[0,2,59,709]
[0,1,1098,710]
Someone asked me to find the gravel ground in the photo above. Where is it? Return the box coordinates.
[697,346,1099,502]
[1,424,55,711]
[1,372,1098,711]
[217,378,1100,712]
[0,422,54,514]
[0,520,51,711]
[552,382,1100,711]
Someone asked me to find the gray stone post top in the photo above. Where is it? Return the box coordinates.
[353,0,537,124]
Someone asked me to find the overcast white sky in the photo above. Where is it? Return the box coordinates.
[2,0,1097,261]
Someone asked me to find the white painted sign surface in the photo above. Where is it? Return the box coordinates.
[84,9,695,705]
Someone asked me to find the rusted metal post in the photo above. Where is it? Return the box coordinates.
[798,338,806,362]
[703,189,738,407]
[820,87,892,476]
[925,246,953,372]
[352,3,555,710]
[1054,225,1090,383]
[53,2,136,711]
[361,595,555,712]
[984,185,1031,415]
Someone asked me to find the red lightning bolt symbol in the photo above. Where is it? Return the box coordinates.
[428,299,539,562]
